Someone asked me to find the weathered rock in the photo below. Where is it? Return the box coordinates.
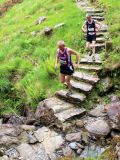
[40,27,53,36]
[75,120,84,128]
[17,143,50,160]
[62,123,73,133]
[77,148,82,155]
[62,146,75,157]
[7,115,26,125]
[54,23,65,29]
[66,132,82,142]
[27,132,38,144]
[34,127,64,159]
[105,102,120,130]
[20,125,36,131]
[0,135,19,146]
[0,155,9,160]
[18,131,28,144]
[5,148,19,159]
[0,124,21,137]
[35,16,46,25]
[98,77,113,95]
[85,119,110,137]
[108,94,120,103]
[81,131,90,144]
[88,104,107,117]
[0,118,3,124]
[0,147,5,156]
[69,142,79,150]
[31,31,36,36]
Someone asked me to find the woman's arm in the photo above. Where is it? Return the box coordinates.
[55,55,59,69]
[82,21,87,33]
[68,48,79,69]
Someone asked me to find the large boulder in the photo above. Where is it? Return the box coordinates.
[85,119,110,137]
[105,101,120,130]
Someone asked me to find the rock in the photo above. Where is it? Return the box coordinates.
[7,115,26,125]
[111,131,120,138]
[0,135,19,146]
[0,124,21,137]
[105,102,120,130]
[31,31,36,36]
[85,119,110,137]
[27,132,38,144]
[20,125,36,131]
[88,104,107,117]
[69,142,79,150]
[54,23,65,29]
[40,27,53,36]
[62,146,74,157]
[35,104,58,126]
[0,118,3,124]
[116,143,120,160]
[17,143,50,160]
[77,148,82,155]
[98,77,113,95]
[108,94,120,103]
[62,123,73,133]
[81,131,90,144]
[0,148,5,156]
[66,132,82,142]
[34,127,64,159]
[75,120,84,128]
[35,16,46,25]
[5,148,19,159]
[0,155,9,160]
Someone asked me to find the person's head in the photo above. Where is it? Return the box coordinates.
[86,14,92,22]
[57,40,65,51]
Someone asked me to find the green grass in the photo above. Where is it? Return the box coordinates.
[97,0,120,69]
[0,0,85,114]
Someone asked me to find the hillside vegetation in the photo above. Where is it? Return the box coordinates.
[97,0,120,69]
[0,0,85,114]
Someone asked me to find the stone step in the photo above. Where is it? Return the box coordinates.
[92,16,105,21]
[78,64,102,71]
[96,37,105,43]
[86,9,104,13]
[95,43,105,52]
[80,54,102,64]
[55,107,86,122]
[55,90,86,104]
[43,97,75,114]
[89,13,104,17]
[71,80,93,92]
[73,71,100,84]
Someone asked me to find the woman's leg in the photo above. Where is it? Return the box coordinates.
[59,73,65,84]
[65,75,72,90]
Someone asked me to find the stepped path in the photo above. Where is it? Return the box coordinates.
[39,1,108,123]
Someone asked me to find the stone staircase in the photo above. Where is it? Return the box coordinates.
[38,4,108,123]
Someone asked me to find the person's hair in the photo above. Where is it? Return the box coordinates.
[57,40,65,46]
[86,14,92,18]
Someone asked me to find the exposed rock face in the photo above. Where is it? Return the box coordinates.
[85,119,110,137]
[105,101,120,130]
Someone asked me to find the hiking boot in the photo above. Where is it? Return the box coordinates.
[66,90,73,96]
[89,50,93,56]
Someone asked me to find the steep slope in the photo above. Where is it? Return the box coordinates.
[0,0,85,114]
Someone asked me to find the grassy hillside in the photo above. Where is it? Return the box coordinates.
[0,0,85,114]
[97,0,120,69]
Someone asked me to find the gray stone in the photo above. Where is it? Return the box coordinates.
[69,142,79,150]
[5,148,19,159]
[108,94,120,103]
[75,120,84,128]
[62,146,74,157]
[105,102,120,130]
[17,143,50,160]
[31,31,36,36]
[77,148,82,155]
[66,132,82,142]
[0,155,9,160]
[40,27,53,36]
[35,16,46,25]
[0,118,3,124]
[88,104,107,117]
[20,125,36,131]
[0,147,5,156]
[34,127,64,159]
[54,23,65,29]
[0,135,19,146]
[0,124,21,137]
[28,132,38,144]
[85,119,110,137]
